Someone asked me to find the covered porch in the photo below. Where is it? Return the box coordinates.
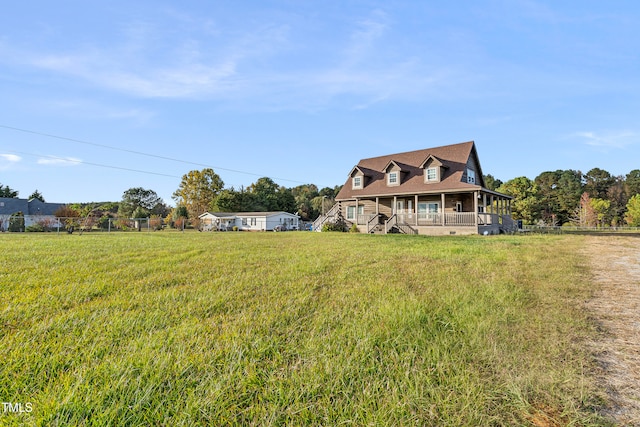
[345,190,513,235]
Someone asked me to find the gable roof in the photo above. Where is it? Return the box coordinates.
[336,141,488,200]
[0,197,65,216]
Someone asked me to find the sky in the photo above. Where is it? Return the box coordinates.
[1,0,639,205]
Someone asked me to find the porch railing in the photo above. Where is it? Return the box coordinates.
[312,203,341,231]
[366,214,380,233]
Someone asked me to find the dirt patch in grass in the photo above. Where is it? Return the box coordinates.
[583,235,640,426]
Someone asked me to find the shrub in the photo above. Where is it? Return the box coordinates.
[349,223,359,233]
[322,221,346,232]
[25,223,45,232]
[8,212,25,232]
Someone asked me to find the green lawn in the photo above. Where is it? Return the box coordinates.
[0,232,609,426]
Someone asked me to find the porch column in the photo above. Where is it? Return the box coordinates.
[415,194,419,226]
[441,193,446,226]
[474,191,479,226]
[490,195,494,215]
[393,196,397,214]
[355,198,359,224]
[376,197,379,215]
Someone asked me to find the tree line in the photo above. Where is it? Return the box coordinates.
[6,165,639,229]
[1,170,342,229]
[485,168,640,227]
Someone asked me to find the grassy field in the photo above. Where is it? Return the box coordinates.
[0,232,609,426]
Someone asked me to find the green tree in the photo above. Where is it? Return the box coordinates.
[624,194,640,226]
[246,177,296,212]
[535,171,561,225]
[248,177,280,211]
[213,186,258,212]
[584,168,615,199]
[291,184,320,220]
[8,211,25,232]
[534,170,583,225]
[497,177,541,225]
[483,174,503,191]
[590,198,611,227]
[173,168,224,218]
[606,177,628,226]
[119,187,163,218]
[0,183,18,198]
[555,170,583,223]
[625,169,640,197]
[28,190,45,202]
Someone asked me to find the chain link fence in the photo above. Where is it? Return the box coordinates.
[0,215,193,233]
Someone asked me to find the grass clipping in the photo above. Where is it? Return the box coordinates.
[0,233,607,426]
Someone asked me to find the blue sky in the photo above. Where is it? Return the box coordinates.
[1,1,638,204]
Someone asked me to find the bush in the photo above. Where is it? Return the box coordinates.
[8,212,25,232]
[25,223,45,232]
[349,223,359,233]
[322,222,346,232]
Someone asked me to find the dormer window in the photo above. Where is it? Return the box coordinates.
[352,176,362,189]
[426,167,438,182]
[466,168,476,184]
[388,172,398,185]
[420,155,446,184]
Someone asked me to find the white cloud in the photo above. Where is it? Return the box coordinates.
[37,156,81,166]
[575,131,639,149]
[3,9,467,110]
[0,153,21,162]
[0,153,21,171]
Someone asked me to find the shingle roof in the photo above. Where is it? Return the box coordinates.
[336,141,483,200]
[0,198,66,216]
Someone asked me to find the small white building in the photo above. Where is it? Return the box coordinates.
[199,211,299,232]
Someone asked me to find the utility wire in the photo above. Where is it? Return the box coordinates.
[0,124,305,184]
[5,150,182,178]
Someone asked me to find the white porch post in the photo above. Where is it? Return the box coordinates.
[490,195,494,215]
[414,194,419,226]
[393,196,397,214]
[474,191,479,226]
[376,197,379,215]
[441,193,446,226]
[355,198,359,224]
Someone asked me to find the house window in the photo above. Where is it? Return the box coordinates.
[242,218,248,226]
[418,202,439,222]
[346,206,355,220]
[352,176,362,189]
[426,167,438,182]
[250,218,256,226]
[388,172,398,185]
[466,169,476,184]
[346,205,364,220]
[455,201,463,212]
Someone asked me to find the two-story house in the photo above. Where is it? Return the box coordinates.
[314,141,514,235]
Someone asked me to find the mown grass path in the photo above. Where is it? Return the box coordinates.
[1,232,609,426]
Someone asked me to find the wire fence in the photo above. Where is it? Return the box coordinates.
[0,215,183,233]
[521,225,640,235]
[0,215,313,233]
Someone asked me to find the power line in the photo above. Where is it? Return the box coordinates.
[5,150,182,178]
[0,124,305,184]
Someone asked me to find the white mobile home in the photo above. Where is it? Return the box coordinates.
[199,211,299,232]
